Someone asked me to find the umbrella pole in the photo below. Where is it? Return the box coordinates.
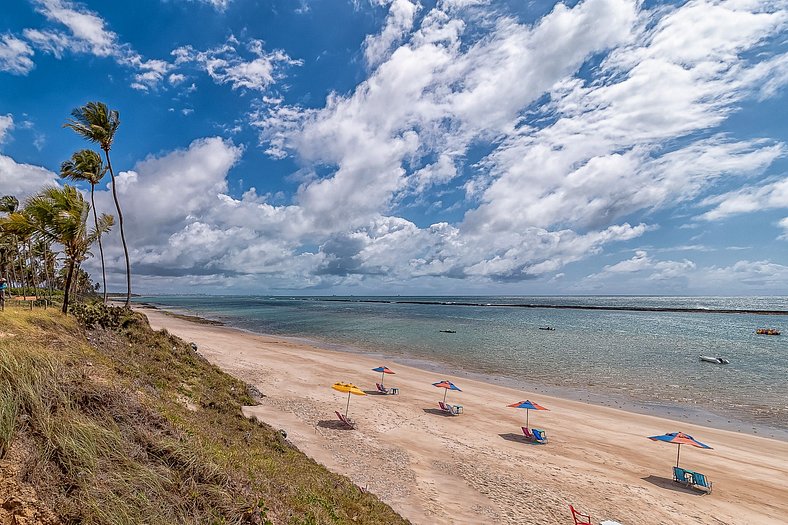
[676,444,681,468]
[526,409,529,429]
[443,389,447,403]
[381,370,385,386]
[346,391,351,418]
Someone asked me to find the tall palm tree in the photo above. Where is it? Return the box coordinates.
[64,102,131,307]
[24,185,113,313]
[61,149,109,303]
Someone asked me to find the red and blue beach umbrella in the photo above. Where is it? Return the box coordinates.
[433,380,461,403]
[648,432,712,467]
[507,400,549,428]
[372,366,395,386]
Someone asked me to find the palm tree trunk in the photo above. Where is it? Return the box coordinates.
[41,243,54,307]
[62,258,75,314]
[103,150,131,308]
[27,240,39,300]
[89,185,108,303]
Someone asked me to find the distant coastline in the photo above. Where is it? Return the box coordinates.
[315,297,788,315]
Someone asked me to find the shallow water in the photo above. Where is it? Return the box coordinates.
[136,295,788,438]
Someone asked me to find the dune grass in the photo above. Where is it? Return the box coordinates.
[0,308,409,525]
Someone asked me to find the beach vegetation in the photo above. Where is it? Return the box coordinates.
[0,307,409,524]
[64,102,132,308]
[60,149,110,303]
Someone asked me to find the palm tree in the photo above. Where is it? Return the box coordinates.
[64,102,131,307]
[0,196,23,294]
[61,149,109,303]
[24,185,113,313]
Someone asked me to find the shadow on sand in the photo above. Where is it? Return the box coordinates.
[422,408,456,417]
[316,419,355,430]
[641,475,706,495]
[363,390,386,395]
[498,432,542,445]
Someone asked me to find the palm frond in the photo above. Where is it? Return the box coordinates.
[63,102,120,151]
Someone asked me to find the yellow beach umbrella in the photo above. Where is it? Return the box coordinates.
[332,382,366,417]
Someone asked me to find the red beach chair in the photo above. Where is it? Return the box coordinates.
[569,504,592,525]
[335,411,355,429]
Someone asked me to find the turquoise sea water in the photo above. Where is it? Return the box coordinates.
[135,296,788,439]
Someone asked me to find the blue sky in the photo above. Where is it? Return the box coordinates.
[1,0,787,295]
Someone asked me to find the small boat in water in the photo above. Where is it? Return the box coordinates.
[538,326,556,331]
[439,330,456,333]
[756,328,781,335]
[699,355,730,365]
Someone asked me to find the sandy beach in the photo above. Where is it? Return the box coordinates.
[142,308,788,524]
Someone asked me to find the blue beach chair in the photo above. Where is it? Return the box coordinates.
[691,471,713,493]
[532,428,548,443]
[673,466,690,484]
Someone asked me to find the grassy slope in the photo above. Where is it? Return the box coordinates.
[0,308,409,525]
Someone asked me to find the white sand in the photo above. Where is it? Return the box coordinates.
[143,308,788,525]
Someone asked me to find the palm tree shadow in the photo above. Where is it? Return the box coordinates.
[641,475,706,495]
[499,432,541,445]
[316,419,355,430]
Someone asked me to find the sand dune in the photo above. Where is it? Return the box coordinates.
[143,308,788,525]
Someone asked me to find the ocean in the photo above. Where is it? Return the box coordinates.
[135,295,788,439]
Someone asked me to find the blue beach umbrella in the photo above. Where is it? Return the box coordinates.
[507,400,549,428]
[372,366,395,386]
[648,432,712,467]
[433,380,461,403]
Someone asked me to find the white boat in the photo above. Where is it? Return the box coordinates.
[699,355,729,365]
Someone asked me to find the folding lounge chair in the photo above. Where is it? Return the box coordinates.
[569,504,592,525]
[531,428,548,443]
[522,427,534,440]
[335,411,356,429]
[673,466,690,485]
[377,383,400,395]
[690,472,713,493]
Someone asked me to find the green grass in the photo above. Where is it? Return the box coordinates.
[0,309,409,525]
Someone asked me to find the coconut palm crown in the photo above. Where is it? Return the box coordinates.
[64,102,120,152]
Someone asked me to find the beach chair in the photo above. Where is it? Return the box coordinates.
[439,401,461,415]
[673,466,690,484]
[532,428,548,444]
[569,504,592,525]
[522,427,534,440]
[690,471,713,493]
[376,383,400,395]
[335,411,356,429]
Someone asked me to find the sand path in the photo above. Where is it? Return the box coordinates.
[143,308,787,525]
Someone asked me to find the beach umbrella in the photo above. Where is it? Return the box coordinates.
[332,382,366,417]
[648,432,712,467]
[433,380,461,403]
[507,400,549,428]
[372,366,395,386]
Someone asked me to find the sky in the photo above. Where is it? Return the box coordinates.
[0,0,787,296]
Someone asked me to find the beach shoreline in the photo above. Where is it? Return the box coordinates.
[139,306,788,524]
[137,302,788,441]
